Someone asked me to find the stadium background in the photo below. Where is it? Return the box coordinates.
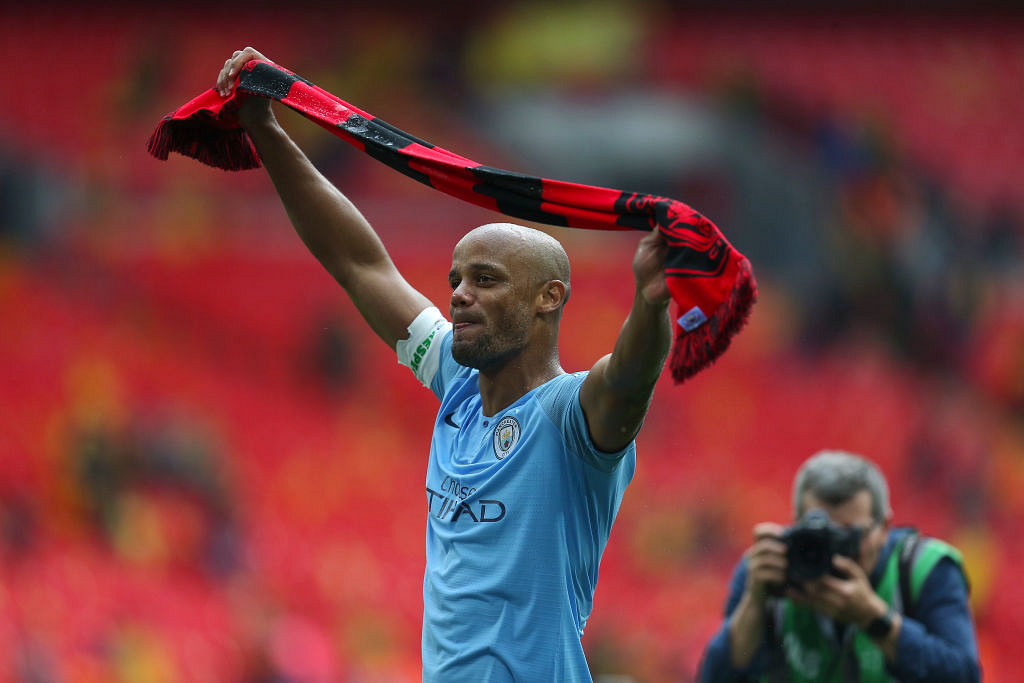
[1,2,1021,680]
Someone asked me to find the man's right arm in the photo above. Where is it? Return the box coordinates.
[701,523,788,681]
[726,581,772,669]
[701,560,764,682]
[219,48,433,349]
[729,524,788,668]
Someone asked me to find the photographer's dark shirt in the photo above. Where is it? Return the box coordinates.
[698,527,980,682]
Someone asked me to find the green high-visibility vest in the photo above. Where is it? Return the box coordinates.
[762,533,963,682]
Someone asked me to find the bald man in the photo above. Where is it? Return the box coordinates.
[219,48,672,681]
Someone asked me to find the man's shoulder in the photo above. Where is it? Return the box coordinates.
[890,527,964,563]
[437,364,478,404]
[536,370,587,393]
[434,335,475,397]
[531,371,587,415]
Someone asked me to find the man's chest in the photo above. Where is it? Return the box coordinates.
[427,403,573,524]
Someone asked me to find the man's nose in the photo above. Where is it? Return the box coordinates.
[451,283,471,308]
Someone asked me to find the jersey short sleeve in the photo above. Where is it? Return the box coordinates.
[427,330,468,401]
[537,372,633,473]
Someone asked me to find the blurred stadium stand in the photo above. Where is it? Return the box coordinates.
[0,3,1021,681]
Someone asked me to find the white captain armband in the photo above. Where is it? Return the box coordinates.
[396,306,451,388]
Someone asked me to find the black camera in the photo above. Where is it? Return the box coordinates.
[778,509,862,586]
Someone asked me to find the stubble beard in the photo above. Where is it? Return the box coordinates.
[451,309,531,371]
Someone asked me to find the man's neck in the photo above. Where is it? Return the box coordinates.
[476,355,564,416]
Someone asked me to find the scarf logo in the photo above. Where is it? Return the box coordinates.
[492,416,521,460]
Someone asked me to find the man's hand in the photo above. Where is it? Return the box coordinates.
[216,47,274,129]
[632,230,671,305]
[744,522,788,604]
[788,554,888,627]
[216,46,269,96]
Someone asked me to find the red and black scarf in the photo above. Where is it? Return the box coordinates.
[148,60,756,383]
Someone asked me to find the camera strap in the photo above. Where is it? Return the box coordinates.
[897,531,924,619]
[762,597,790,682]
[896,530,968,624]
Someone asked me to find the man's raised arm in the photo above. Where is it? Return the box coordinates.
[218,48,432,348]
[579,230,672,453]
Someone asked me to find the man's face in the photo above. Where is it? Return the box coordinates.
[799,489,889,575]
[447,234,535,370]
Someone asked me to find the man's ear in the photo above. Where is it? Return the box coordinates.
[882,510,894,532]
[536,280,568,313]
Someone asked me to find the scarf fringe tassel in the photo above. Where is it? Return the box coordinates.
[146,116,261,171]
[669,258,757,383]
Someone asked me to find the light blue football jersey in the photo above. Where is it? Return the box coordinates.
[421,329,635,681]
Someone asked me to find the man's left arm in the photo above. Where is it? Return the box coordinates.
[805,556,980,682]
[580,231,672,453]
[883,558,980,682]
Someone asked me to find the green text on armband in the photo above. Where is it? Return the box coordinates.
[410,329,437,374]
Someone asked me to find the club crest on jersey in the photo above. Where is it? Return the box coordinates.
[492,416,521,460]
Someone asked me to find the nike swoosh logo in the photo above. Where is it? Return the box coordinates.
[444,413,460,428]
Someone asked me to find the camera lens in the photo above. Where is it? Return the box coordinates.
[784,510,838,581]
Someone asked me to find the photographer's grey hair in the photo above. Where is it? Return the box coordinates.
[793,450,891,524]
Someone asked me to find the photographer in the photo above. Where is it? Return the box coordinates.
[699,451,980,682]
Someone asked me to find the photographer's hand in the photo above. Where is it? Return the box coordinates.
[790,555,877,622]
[745,523,788,600]
[788,555,901,660]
